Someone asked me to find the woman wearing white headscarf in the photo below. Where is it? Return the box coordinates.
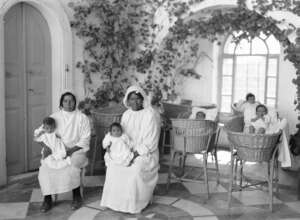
[100,85,160,214]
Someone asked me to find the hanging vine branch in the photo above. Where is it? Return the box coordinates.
[70,0,300,117]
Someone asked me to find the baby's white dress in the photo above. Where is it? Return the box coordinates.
[34,127,71,169]
[102,133,133,166]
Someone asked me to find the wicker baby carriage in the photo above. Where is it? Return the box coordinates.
[225,116,281,211]
[166,119,219,198]
[89,105,125,175]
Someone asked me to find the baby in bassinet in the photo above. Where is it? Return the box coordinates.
[249,104,270,134]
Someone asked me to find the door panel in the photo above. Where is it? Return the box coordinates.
[4,4,26,175]
[5,3,51,175]
[25,3,51,171]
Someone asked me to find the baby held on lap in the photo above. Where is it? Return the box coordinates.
[102,122,134,166]
[34,117,71,169]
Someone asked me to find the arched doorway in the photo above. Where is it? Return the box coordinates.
[4,2,51,175]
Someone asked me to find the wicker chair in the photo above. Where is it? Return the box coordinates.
[89,109,124,175]
[225,116,281,211]
[166,119,220,198]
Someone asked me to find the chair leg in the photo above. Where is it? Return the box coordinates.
[179,153,187,178]
[203,152,209,199]
[54,194,58,205]
[239,159,243,190]
[90,136,98,176]
[80,168,85,201]
[161,129,166,155]
[228,150,235,208]
[269,160,274,212]
[167,150,176,192]
[275,160,279,194]
[214,151,220,185]
[234,158,238,184]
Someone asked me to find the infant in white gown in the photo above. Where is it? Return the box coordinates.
[102,122,133,166]
[34,117,71,169]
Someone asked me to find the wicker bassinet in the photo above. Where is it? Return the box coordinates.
[171,119,218,153]
[225,116,281,162]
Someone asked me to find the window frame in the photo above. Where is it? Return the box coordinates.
[219,34,280,113]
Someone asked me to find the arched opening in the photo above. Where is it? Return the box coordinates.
[4,2,52,175]
[0,0,73,183]
[219,32,281,112]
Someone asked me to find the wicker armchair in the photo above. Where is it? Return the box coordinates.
[89,109,124,175]
[166,119,220,198]
[225,116,281,211]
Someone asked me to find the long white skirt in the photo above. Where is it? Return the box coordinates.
[38,151,87,196]
[100,150,159,214]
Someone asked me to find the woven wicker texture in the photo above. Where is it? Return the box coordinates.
[171,119,218,153]
[91,106,125,138]
[225,117,281,162]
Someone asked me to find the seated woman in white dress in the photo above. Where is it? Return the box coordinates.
[37,92,91,212]
[100,85,160,214]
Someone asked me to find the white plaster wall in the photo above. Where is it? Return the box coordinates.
[180,39,214,105]
[277,50,298,135]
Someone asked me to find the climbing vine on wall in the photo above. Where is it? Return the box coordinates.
[71,0,300,116]
[150,0,300,114]
[70,0,205,106]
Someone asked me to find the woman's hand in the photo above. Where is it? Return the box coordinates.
[128,151,140,166]
[40,143,52,159]
[65,146,82,157]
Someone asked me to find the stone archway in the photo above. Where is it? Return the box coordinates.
[0,0,73,185]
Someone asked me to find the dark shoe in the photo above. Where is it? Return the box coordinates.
[71,197,83,210]
[40,201,52,213]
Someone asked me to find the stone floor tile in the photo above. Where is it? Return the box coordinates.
[0,202,29,219]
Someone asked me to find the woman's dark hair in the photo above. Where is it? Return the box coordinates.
[127,91,144,102]
[246,93,255,101]
[59,92,77,110]
[256,104,268,114]
[109,122,122,133]
[43,117,56,128]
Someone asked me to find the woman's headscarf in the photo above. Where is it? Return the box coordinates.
[123,85,150,109]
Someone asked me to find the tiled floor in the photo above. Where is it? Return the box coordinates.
[1,151,300,220]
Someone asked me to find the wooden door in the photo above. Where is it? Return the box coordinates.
[4,3,51,175]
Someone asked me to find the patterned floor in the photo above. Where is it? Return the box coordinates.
[1,152,300,220]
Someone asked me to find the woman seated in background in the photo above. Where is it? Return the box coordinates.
[236,93,260,131]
